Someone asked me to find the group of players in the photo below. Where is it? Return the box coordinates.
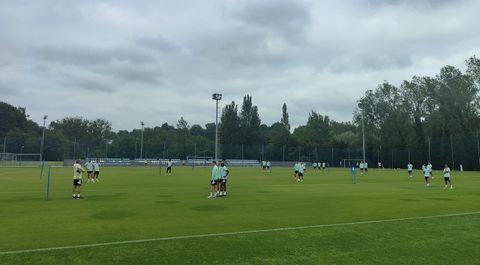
[261,161,272,172]
[410,161,453,189]
[72,157,454,200]
[293,161,306,182]
[72,159,101,199]
[312,162,327,170]
[208,160,229,198]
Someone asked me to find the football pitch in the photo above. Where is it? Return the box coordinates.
[0,166,479,265]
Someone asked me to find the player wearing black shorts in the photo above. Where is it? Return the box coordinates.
[73,160,85,199]
[208,161,219,198]
[220,162,229,196]
[93,159,100,182]
[166,159,173,175]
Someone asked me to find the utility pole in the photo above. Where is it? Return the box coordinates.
[40,115,48,162]
[140,122,145,159]
[212,93,222,160]
[362,111,366,163]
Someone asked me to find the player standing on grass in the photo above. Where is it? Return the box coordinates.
[407,162,413,178]
[93,159,100,182]
[220,161,229,196]
[85,160,94,183]
[443,164,453,189]
[293,161,299,181]
[166,159,173,175]
[266,161,271,173]
[208,160,218,198]
[424,162,432,187]
[73,160,85,199]
[215,160,223,196]
[298,161,305,182]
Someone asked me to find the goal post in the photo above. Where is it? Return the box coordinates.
[342,158,364,168]
[0,153,41,167]
[186,156,213,168]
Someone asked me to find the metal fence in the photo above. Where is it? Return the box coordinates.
[1,134,479,170]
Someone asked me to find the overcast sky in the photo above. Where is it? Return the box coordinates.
[1,0,479,131]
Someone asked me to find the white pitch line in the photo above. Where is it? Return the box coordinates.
[1,211,479,255]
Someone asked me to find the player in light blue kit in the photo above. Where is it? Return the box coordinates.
[220,162,229,196]
[443,164,453,189]
[424,163,432,187]
[407,162,413,178]
[208,161,218,198]
[93,159,100,182]
[85,160,94,183]
[298,161,305,182]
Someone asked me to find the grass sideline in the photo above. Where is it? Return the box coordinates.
[0,166,479,264]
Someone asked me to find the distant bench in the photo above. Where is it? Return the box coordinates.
[225,159,260,167]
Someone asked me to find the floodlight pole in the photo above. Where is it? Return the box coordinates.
[140,122,145,159]
[428,137,431,162]
[477,131,480,169]
[212,93,222,160]
[362,111,366,163]
[40,115,48,162]
[450,136,455,170]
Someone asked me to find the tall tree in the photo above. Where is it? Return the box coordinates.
[239,95,261,145]
[176,117,190,131]
[220,101,240,145]
[281,103,290,131]
[400,76,437,149]
[434,65,479,136]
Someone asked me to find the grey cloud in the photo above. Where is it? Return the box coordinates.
[0,79,22,96]
[0,0,479,130]
[34,45,156,67]
[233,0,311,44]
[191,29,293,67]
[135,35,180,53]
[365,0,457,9]
[61,73,116,92]
[93,62,163,85]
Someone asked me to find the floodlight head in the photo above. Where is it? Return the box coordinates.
[141,121,145,126]
[212,93,222,100]
[43,115,48,120]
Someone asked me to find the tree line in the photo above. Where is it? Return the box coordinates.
[1,55,479,168]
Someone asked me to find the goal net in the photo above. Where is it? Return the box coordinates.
[186,156,213,166]
[0,153,41,167]
[342,159,364,168]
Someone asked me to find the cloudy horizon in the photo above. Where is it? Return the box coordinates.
[1,0,479,131]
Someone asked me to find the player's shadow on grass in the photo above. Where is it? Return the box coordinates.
[191,205,226,211]
[399,198,422,202]
[427,197,456,201]
[91,210,136,220]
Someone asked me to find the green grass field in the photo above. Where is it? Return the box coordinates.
[0,166,479,265]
